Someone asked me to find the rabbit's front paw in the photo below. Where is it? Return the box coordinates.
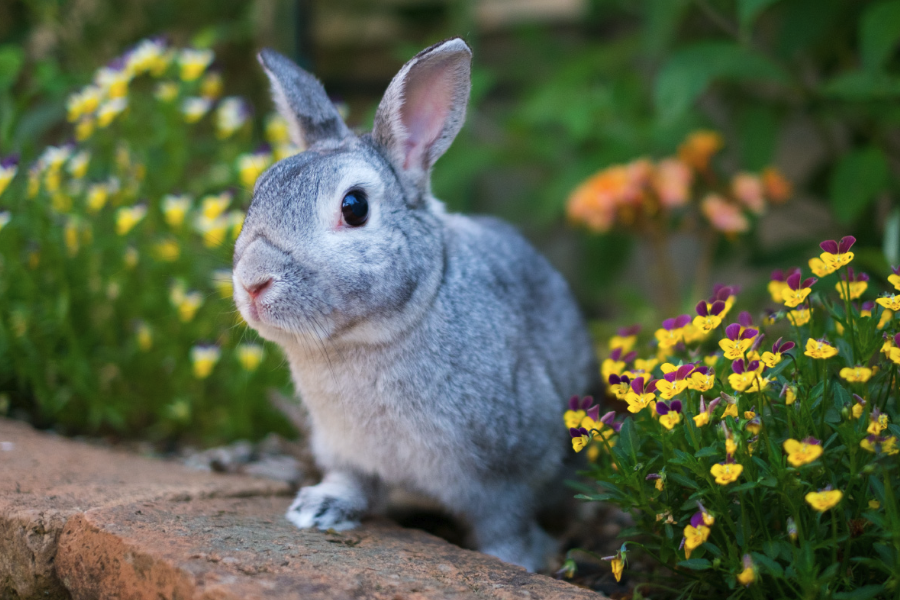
[285,480,366,531]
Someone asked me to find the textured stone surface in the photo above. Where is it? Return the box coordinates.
[1,418,603,599]
[57,496,601,600]
[0,419,289,599]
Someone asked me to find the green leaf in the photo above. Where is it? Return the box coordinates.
[654,42,789,120]
[860,0,900,71]
[0,46,24,92]
[822,70,900,99]
[614,417,639,466]
[829,147,889,224]
[833,382,852,410]
[751,551,784,577]
[702,542,724,557]
[668,472,701,490]
[870,475,886,503]
[763,540,780,560]
[737,106,778,170]
[730,481,759,492]
[834,585,884,600]
[738,0,780,28]
[677,558,712,570]
[695,445,719,458]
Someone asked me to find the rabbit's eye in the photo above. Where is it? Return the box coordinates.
[341,190,369,227]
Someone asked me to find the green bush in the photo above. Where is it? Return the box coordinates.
[0,39,297,444]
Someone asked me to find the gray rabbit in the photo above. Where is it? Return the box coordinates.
[232,38,596,572]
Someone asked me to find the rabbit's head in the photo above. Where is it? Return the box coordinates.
[233,39,471,345]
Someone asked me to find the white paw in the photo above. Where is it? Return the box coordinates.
[285,482,364,531]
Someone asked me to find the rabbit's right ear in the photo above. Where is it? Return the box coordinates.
[258,48,351,148]
[373,38,472,193]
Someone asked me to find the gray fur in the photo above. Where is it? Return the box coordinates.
[234,38,596,572]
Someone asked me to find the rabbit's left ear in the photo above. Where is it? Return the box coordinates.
[258,48,351,148]
[373,38,471,190]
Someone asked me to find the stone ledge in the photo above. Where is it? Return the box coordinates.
[0,419,604,599]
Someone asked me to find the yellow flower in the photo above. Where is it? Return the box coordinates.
[190,345,221,379]
[768,279,789,303]
[840,366,873,383]
[212,269,234,298]
[728,372,755,392]
[737,565,756,587]
[154,81,179,102]
[710,462,743,485]
[115,205,147,235]
[227,210,245,239]
[95,66,131,98]
[805,489,842,512]
[726,438,737,455]
[200,71,223,99]
[215,97,250,139]
[747,377,771,394]
[610,334,637,353]
[656,379,688,400]
[86,183,110,213]
[0,211,10,232]
[66,85,102,122]
[572,432,589,452]
[625,391,655,414]
[687,371,715,392]
[693,411,710,427]
[564,409,587,429]
[162,194,192,227]
[177,292,203,322]
[237,151,272,188]
[659,411,682,430]
[836,280,867,301]
[153,239,180,262]
[96,98,128,128]
[126,38,170,76]
[655,478,664,491]
[236,344,264,371]
[178,48,214,81]
[783,287,811,308]
[601,358,626,382]
[783,438,823,467]
[703,354,719,367]
[67,150,90,179]
[64,219,80,256]
[785,387,797,405]
[804,338,838,360]
[868,413,889,436]
[723,403,738,419]
[809,257,831,277]
[787,307,810,326]
[869,500,881,509]
[890,273,900,292]
[877,309,893,329]
[861,436,899,455]
[195,215,229,248]
[877,295,900,312]
[635,358,658,372]
[75,116,95,140]
[610,557,624,583]
[0,162,17,198]
[266,113,291,145]
[201,192,232,220]
[852,402,864,419]
[182,96,212,122]
[683,525,711,559]
[136,322,153,351]
[719,338,753,361]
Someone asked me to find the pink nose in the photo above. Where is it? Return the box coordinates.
[244,278,273,300]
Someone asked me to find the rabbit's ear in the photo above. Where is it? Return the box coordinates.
[373,38,471,189]
[258,48,351,148]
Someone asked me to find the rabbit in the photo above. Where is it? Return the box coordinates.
[232,38,597,572]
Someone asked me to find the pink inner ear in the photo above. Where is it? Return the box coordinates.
[400,56,456,171]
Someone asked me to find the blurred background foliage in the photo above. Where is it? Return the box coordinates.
[0,0,897,444]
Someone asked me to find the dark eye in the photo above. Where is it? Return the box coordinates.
[341,190,369,227]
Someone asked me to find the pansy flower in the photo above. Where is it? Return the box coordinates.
[783,437,822,467]
[782,385,797,405]
[867,409,889,436]
[563,395,599,429]
[890,266,900,292]
[190,344,221,379]
[761,337,795,368]
[805,487,842,512]
[609,325,640,353]
[877,293,900,312]
[634,357,658,373]
[727,358,761,392]
[804,338,838,360]
[115,204,147,235]
[783,272,817,308]
[710,284,738,317]
[851,394,866,419]
[624,377,658,414]
[646,472,665,491]
[237,147,273,188]
[216,97,251,139]
[655,400,682,430]
[656,363,694,399]
[0,154,19,198]
[809,256,831,277]
[601,347,636,381]
[744,409,762,434]
[768,268,798,303]
[693,299,726,333]
[607,374,631,400]
[569,427,590,452]
[654,315,691,349]
[601,546,627,583]
[710,456,743,485]
[719,323,757,360]
[787,307,811,326]
[687,366,715,392]
[693,396,712,427]
[178,48,214,81]
[840,366,873,383]
[836,267,869,301]
[860,434,899,455]
[819,236,856,273]
[682,521,710,559]
[737,555,756,586]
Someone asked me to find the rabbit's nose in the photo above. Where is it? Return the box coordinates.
[244,277,273,300]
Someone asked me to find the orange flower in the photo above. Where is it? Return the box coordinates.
[651,158,692,208]
[702,194,749,235]
[678,130,723,171]
[732,173,766,214]
[762,167,792,203]
[567,167,630,232]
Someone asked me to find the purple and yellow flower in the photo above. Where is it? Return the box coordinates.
[656,363,694,399]
[190,344,221,379]
[607,374,632,400]
[646,472,665,491]
[836,267,868,301]
[693,397,711,427]
[806,488,842,512]
[182,96,212,122]
[877,294,900,312]
[719,323,757,360]
[569,427,590,452]
[787,307,811,326]
[237,147,273,188]
[693,299,726,333]
[768,268,799,303]
[564,395,599,429]
[804,338,838,360]
[654,315,691,349]
[215,97,251,138]
[655,400,683,430]
[737,555,756,586]
[602,546,627,583]
[609,325,640,353]
[178,48,214,81]
[115,204,147,235]
[624,377,658,414]
[890,266,900,292]
[783,385,797,405]
[783,272,816,308]
[601,347,636,381]
[851,395,866,419]
[819,236,856,273]
[761,338,795,368]
[687,366,715,392]
[783,437,822,467]
[860,435,899,455]
[682,522,710,559]
[0,154,19,198]
[867,409,889,436]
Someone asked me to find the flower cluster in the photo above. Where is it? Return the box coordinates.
[564,235,899,595]
[567,130,791,236]
[0,39,295,442]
